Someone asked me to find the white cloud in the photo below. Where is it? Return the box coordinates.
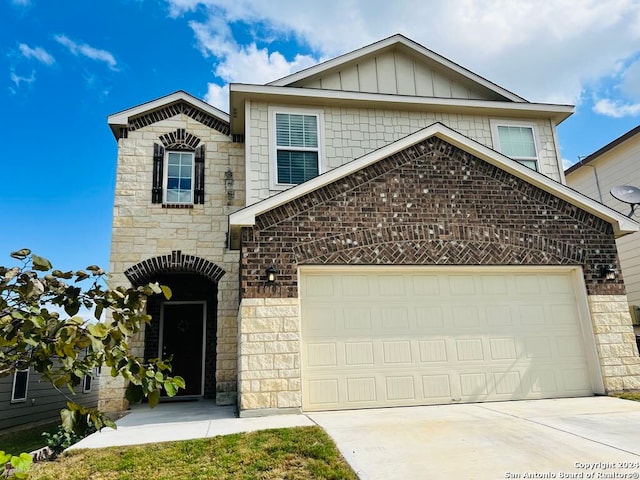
[204,82,228,111]
[593,99,640,118]
[18,43,55,66]
[620,58,640,100]
[10,70,35,87]
[165,0,640,110]
[54,34,118,70]
[187,15,317,110]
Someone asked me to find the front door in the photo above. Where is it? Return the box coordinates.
[160,302,205,397]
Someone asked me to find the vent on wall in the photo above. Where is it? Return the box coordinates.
[630,305,640,326]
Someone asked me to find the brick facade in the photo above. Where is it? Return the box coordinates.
[241,137,622,299]
[235,136,640,413]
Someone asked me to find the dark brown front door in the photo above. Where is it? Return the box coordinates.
[160,302,205,397]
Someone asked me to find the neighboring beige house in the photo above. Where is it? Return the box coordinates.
[102,34,640,417]
[565,125,640,336]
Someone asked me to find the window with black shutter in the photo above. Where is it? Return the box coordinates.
[152,143,164,204]
[194,144,205,204]
[152,141,205,205]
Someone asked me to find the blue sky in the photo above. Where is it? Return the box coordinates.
[2,0,640,272]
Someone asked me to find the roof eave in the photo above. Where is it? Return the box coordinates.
[565,124,640,176]
[107,90,230,140]
[229,84,574,135]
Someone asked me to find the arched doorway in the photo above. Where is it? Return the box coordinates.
[125,251,225,399]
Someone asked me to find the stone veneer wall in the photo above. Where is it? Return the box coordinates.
[237,298,301,415]
[588,296,640,391]
[236,136,640,414]
[246,101,561,204]
[100,111,244,413]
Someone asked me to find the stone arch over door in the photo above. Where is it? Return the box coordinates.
[125,251,225,399]
[124,250,225,285]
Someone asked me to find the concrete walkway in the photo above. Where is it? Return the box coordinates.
[70,400,313,449]
[72,396,640,480]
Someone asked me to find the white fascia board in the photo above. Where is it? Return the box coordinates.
[230,84,574,124]
[229,123,637,237]
[108,91,230,135]
[268,34,526,103]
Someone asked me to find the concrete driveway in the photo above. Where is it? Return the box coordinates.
[308,397,640,480]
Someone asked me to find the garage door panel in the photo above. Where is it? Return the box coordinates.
[489,338,518,360]
[418,340,448,362]
[307,343,337,367]
[301,268,595,411]
[493,371,524,395]
[486,305,513,326]
[344,342,374,366]
[416,306,444,328]
[422,374,452,398]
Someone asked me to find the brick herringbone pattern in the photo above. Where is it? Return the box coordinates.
[241,136,622,298]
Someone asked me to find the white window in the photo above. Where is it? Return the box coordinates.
[271,108,323,186]
[164,151,194,204]
[11,369,29,403]
[491,121,539,171]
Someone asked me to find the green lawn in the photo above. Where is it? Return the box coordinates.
[29,426,357,480]
[0,422,58,455]
[614,392,640,402]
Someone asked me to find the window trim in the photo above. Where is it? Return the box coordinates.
[163,150,196,205]
[11,369,29,403]
[82,374,92,393]
[269,106,325,189]
[490,119,540,171]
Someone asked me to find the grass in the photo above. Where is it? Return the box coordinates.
[614,392,640,402]
[29,426,358,480]
[0,422,58,454]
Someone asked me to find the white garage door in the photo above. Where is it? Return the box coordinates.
[300,267,599,412]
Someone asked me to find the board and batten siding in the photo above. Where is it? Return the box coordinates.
[0,372,100,431]
[247,102,561,204]
[566,136,640,311]
[291,48,503,101]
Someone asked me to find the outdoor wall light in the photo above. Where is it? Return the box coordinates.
[266,266,278,284]
[599,265,617,281]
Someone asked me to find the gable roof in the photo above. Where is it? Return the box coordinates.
[229,122,637,242]
[229,35,574,135]
[107,90,230,139]
[565,124,640,175]
[269,34,526,103]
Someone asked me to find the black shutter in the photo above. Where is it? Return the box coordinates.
[194,144,205,204]
[152,143,164,204]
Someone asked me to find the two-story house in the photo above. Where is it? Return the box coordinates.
[102,34,640,417]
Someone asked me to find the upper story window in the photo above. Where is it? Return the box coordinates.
[490,120,539,171]
[271,108,324,186]
[165,151,194,204]
[152,137,205,206]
